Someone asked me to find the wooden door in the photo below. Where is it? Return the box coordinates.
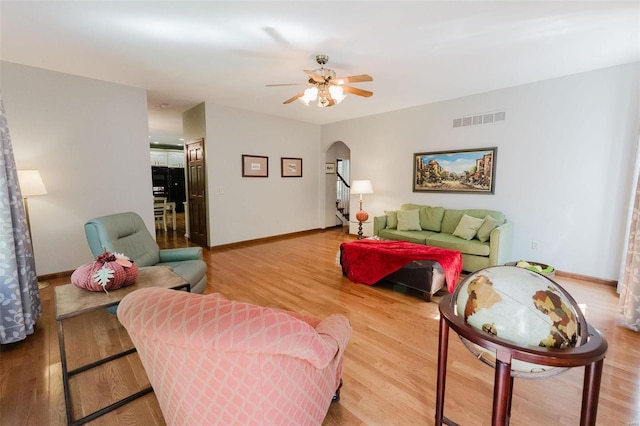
[185,139,208,247]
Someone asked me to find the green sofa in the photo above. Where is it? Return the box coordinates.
[373,204,513,272]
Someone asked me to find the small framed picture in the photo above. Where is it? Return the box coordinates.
[281,157,302,177]
[325,162,336,174]
[242,155,269,177]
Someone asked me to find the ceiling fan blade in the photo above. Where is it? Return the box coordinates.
[331,74,373,85]
[283,92,304,104]
[266,83,307,87]
[342,86,374,97]
[304,70,325,83]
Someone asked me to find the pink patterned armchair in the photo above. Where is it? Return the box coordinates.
[117,288,351,425]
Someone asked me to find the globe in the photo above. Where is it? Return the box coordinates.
[454,265,586,378]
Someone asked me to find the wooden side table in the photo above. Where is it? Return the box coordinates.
[55,266,189,425]
[435,293,608,426]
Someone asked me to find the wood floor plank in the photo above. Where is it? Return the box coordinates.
[1,221,639,425]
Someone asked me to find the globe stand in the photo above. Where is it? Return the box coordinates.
[435,292,608,426]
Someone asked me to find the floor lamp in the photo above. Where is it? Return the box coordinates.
[17,170,49,289]
[350,180,374,239]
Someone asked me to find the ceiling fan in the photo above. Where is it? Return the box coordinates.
[266,54,373,108]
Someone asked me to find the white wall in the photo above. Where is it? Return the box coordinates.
[183,102,206,143]
[1,61,152,275]
[3,60,636,280]
[204,104,321,246]
[322,63,640,280]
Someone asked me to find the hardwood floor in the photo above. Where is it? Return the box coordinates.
[1,224,639,425]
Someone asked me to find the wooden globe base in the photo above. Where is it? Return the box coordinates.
[435,292,608,425]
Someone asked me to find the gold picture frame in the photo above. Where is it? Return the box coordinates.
[413,147,497,193]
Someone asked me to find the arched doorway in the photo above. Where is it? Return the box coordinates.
[324,141,351,228]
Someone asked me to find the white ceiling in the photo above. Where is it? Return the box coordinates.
[1,1,638,146]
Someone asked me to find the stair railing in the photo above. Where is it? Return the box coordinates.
[335,172,350,225]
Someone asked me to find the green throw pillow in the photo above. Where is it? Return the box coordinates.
[420,206,445,232]
[397,209,422,231]
[385,210,398,229]
[477,215,502,242]
[452,214,485,240]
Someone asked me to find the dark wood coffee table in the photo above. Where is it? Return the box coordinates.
[55,266,189,425]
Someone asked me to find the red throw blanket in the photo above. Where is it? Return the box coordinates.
[340,240,463,293]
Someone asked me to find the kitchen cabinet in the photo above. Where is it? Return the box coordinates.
[167,151,185,168]
[150,149,184,168]
[150,150,168,166]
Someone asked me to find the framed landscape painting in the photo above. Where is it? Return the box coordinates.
[413,147,497,193]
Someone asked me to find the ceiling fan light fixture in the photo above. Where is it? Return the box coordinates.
[317,87,332,108]
[269,54,373,108]
[329,85,346,104]
[299,87,318,106]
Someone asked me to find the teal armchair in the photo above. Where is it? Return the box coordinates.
[84,212,207,294]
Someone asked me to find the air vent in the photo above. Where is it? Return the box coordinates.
[453,111,506,129]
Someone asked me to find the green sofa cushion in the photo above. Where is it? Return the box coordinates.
[426,233,491,256]
[400,204,445,232]
[397,209,422,231]
[440,210,464,235]
[378,229,437,244]
[477,215,503,242]
[453,214,485,240]
[385,210,398,229]
[441,209,505,234]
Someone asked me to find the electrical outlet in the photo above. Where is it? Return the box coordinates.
[531,241,538,249]
[215,188,224,195]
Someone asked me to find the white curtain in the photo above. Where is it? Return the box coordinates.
[0,93,42,344]
[618,134,640,332]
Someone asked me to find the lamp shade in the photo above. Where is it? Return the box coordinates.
[350,180,373,195]
[17,170,47,197]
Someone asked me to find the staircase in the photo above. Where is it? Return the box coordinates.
[335,172,350,226]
